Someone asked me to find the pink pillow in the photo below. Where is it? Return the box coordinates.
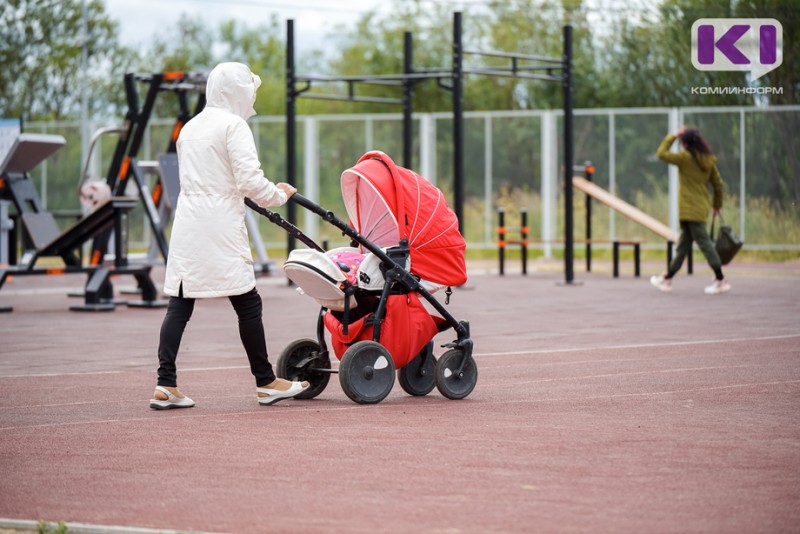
[328,250,365,286]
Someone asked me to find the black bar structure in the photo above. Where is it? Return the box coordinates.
[562,25,575,284]
[452,12,465,234]
[91,71,205,265]
[402,31,414,169]
[496,207,528,276]
[285,12,573,283]
[580,162,594,272]
[286,19,298,254]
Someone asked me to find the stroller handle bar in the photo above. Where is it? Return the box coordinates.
[244,197,324,252]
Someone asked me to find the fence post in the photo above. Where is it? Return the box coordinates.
[303,117,319,243]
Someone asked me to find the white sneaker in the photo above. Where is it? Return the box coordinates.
[704,279,731,295]
[650,275,672,292]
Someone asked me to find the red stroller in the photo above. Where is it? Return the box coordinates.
[247,151,476,404]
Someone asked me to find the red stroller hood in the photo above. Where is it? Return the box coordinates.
[341,151,467,287]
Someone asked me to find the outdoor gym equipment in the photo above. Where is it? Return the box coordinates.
[572,168,693,275]
[0,72,202,311]
[0,71,281,312]
[0,133,161,311]
[285,11,576,283]
[497,163,689,278]
[497,207,529,275]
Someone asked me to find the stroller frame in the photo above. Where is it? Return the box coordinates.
[246,194,476,404]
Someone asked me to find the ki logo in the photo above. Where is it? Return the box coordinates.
[691,18,783,81]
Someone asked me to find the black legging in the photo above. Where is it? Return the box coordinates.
[156,286,277,388]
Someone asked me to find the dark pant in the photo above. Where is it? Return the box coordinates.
[156,287,276,388]
[667,221,724,280]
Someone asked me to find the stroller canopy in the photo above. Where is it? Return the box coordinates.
[341,151,467,287]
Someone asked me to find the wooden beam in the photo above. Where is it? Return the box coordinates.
[573,176,679,242]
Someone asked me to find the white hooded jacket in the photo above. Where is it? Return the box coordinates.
[163,62,288,298]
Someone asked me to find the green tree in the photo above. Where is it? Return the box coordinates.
[594,0,798,107]
[0,0,133,120]
[735,0,799,104]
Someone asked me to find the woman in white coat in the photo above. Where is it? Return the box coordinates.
[150,62,308,409]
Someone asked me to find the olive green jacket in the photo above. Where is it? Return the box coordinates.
[657,133,724,223]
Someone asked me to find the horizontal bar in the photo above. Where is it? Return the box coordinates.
[296,71,448,83]
[463,48,561,63]
[462,69,562,82]
[309,368,338,374]
[297,93,403,105]
[471,64,564,73]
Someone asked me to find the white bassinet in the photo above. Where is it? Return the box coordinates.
[283,246,441,311]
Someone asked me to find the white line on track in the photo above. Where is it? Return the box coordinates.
[1,378,798,432]
[0,333,796,380]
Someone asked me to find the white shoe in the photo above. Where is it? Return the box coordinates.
[257,381,310,406]
[650,275,672,292]
[149,385,195,410]
[704,279,731,295]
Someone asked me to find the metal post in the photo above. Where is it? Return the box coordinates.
[452,12,465,234]
[521,208,528,275]
[286,19,297,253]
[562,25,574,284]
[585,162,592,272]
[80,0,89,172]
[497,207,505,276]
[402,31,413,169]
[0,200,11,265]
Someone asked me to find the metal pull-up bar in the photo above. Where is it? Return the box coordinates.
[285,13,574,284]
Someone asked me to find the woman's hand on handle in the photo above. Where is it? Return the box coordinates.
[276,182,297,198]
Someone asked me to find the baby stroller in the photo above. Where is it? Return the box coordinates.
[247,151,476,404]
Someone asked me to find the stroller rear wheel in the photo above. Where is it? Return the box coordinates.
[276,338,331,400]
[435,349,478,400]
[398,342,437,396]
[339,341,395,404]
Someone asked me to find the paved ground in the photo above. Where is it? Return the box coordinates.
[0,258,798,533]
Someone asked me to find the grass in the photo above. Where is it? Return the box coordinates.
[462,186,800,260]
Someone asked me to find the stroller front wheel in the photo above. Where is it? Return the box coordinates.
[339,341,395,404]
[277,338,331,400]
[435,349,478,400]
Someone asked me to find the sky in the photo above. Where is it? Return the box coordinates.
[103,0,389,51]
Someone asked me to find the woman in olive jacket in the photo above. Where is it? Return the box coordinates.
[650,127,731,295]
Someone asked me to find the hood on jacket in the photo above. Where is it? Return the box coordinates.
[205,62,262,120]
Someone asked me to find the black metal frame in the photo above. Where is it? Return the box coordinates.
[0,197,163,311]
[0,72,205,312]
[576,162,690,277]
[90,72,206,265]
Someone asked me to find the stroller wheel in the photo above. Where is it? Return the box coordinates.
[398,342,437,396]
[339,341,395,404]
[277,338,330,400]
[435,349,478,400]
